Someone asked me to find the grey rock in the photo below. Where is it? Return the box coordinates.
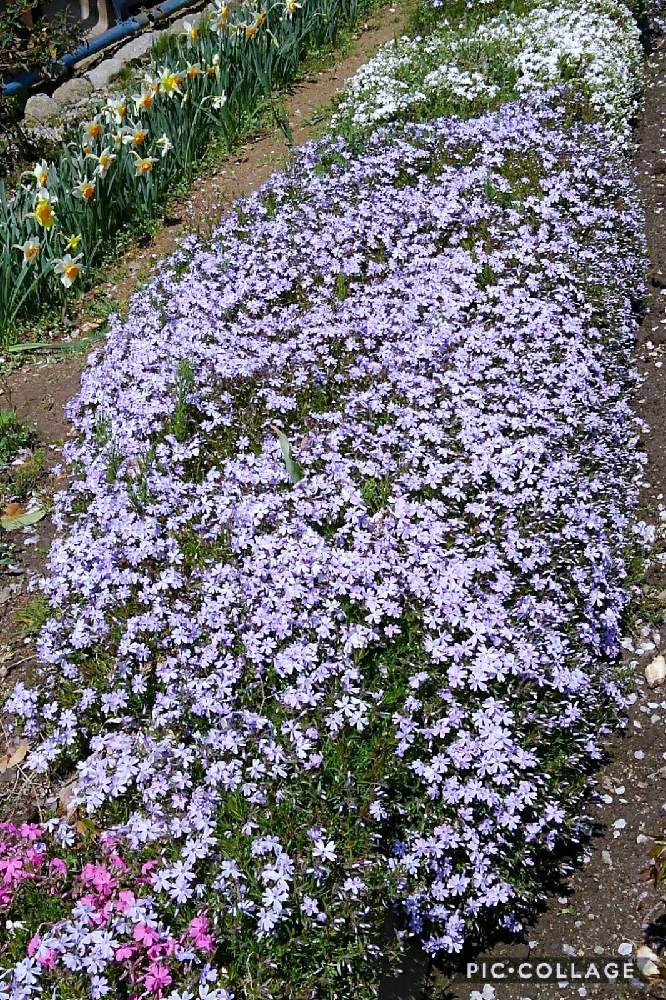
[85,57,123,90]
[52,76,94,106]
[114,31,157,64]
[23,93,59,122]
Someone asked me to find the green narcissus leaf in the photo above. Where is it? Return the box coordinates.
[276,430,304,484]
[1,508,46,531]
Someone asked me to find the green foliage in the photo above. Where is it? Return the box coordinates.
[0,409,34,469]
[0,0,84,79]
[170,359,196,442]
[7,447,45,500]
[15,595,50,636]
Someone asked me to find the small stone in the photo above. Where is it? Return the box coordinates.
[602,850,612,866]
[636,944,661,979]
[23,93,59,122]
[646,654,666,688]
[613,818,626,830]
[52,76,93,105]
[618,942,633,957]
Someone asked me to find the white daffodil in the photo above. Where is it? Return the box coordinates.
[13,237,40,263]
[81,116,104,140]
[132,152,158,176]
[182,18,199,42]
[155,133,173,158]
[89,147,116,178]
[122,124,149,146]
[211,2,231,33]
[30,160,49,187]
[133,88,155,112]
[158,66,184,97]
[206,52,222,79]
[54,254,82,288]
[72,178,96,201]
[104,95,128,124]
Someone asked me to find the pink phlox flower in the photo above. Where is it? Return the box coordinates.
[81,863,117,896]
[90,900,114,926]
[1,856,25,885]
[117,888,136,912]
[133,922,159,946]
[25,846,46,869]
[144,962,172,993]
[27,933,41,956]
[19,824,41,841]
[108,851,128,872]
[37,948,56,970]
[115,944,135,961]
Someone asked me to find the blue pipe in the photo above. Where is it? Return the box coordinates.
[4,70,40,96]
[3,0,197,96]
[59,12,151,70]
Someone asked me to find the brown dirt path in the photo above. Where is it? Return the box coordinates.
[420,33,666,1000]
[0,0,408,813]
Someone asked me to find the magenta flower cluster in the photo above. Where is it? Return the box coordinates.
[0,823,66,910]
[1,85,649,996]
[0,823,229,1000]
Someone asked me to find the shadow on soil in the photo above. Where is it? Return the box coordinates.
[379,817,610,1000]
